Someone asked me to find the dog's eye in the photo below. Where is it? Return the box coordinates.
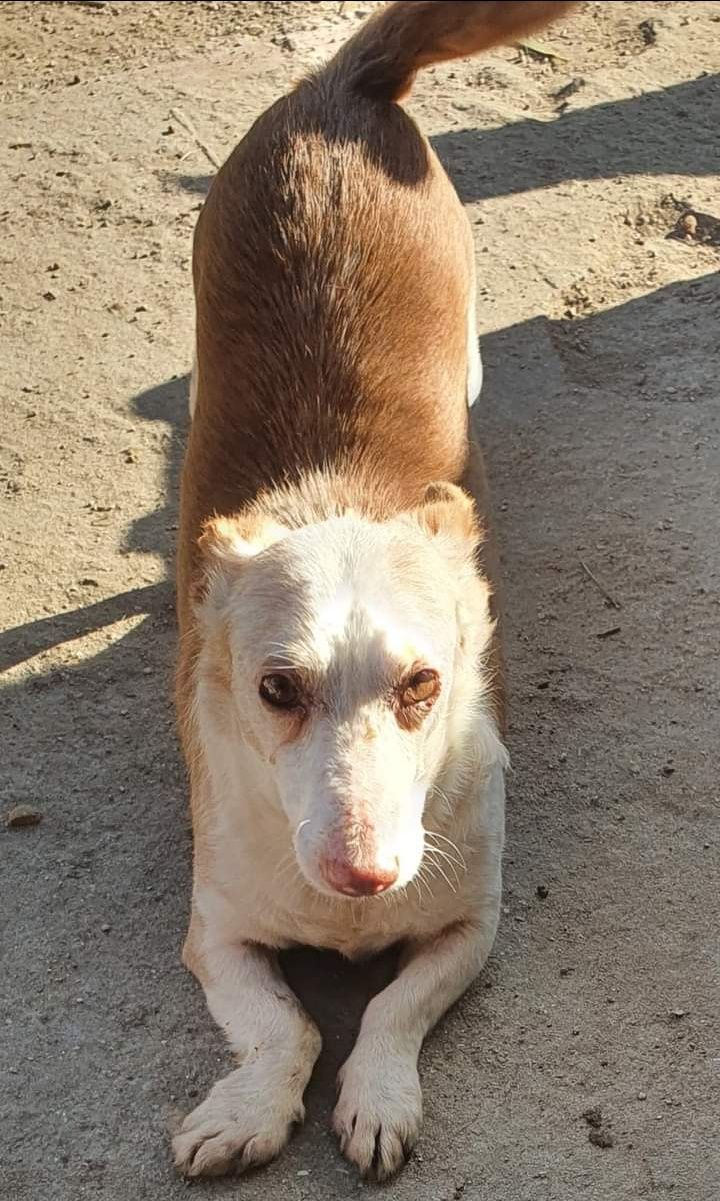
[259,673,301,710]
[401,669,440,707]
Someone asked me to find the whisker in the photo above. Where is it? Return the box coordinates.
[415,866,436,904]
[425,843,465,880]
[424,838,465,867]
[429,784,453,818]
[425,848,462,888]
[424,855,457,894]
[425,830,467,870]
[272,850,301,888]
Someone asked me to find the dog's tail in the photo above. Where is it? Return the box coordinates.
[330,1,577,102]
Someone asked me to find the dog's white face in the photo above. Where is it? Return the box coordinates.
[197,485,492,900]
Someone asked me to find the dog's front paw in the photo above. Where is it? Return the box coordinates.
[333,1043,422,1180]
[173,1063,304,1178]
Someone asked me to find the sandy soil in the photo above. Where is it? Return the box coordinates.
[1,2,719,1198]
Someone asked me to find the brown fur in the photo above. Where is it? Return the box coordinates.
[177,0,575,749]
[332,0,578,101]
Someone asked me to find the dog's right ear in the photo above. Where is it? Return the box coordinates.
[199,513,287,564]
[193,512,288,609]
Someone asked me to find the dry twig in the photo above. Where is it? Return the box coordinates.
[170,107,221,171]
[579,558,622,610]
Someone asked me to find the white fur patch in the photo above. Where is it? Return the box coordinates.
[467,286,482,408]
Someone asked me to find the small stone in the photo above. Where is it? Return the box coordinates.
[637,1091,647,1101]
[681,213,698,237]
[661,764,675,777]
[582,1106,603,1129]
[670,1008,686,1020]
[43,290,56,301]
[536,884,549,900]
[6,805,43,828]
[100,923,111,934]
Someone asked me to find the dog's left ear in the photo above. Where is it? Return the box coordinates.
[412,482,483,554]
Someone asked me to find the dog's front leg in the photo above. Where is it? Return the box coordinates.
[173,928,321,1178]
[334,906,499,1180]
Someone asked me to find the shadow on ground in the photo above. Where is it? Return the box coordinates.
[3,264,718,1197]
[172,74,720,205]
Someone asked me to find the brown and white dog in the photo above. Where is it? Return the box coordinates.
[173,0,576,1181]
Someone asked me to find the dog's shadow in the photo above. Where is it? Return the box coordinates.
[282,945,399,1108]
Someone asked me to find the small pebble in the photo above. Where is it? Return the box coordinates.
[6,805,43,829]
[536,884,549,900]
[582,1106,603,1129]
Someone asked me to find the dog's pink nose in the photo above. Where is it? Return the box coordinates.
[323,858,399,897]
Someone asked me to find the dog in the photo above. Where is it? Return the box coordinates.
[173,0,576,1181]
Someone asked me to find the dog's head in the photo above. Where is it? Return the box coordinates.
[194,483,495,900]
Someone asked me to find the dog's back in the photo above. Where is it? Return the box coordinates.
[181,79,471,615]
[179,1,576,618]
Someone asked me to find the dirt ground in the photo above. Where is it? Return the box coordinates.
[1,2,719,1198]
